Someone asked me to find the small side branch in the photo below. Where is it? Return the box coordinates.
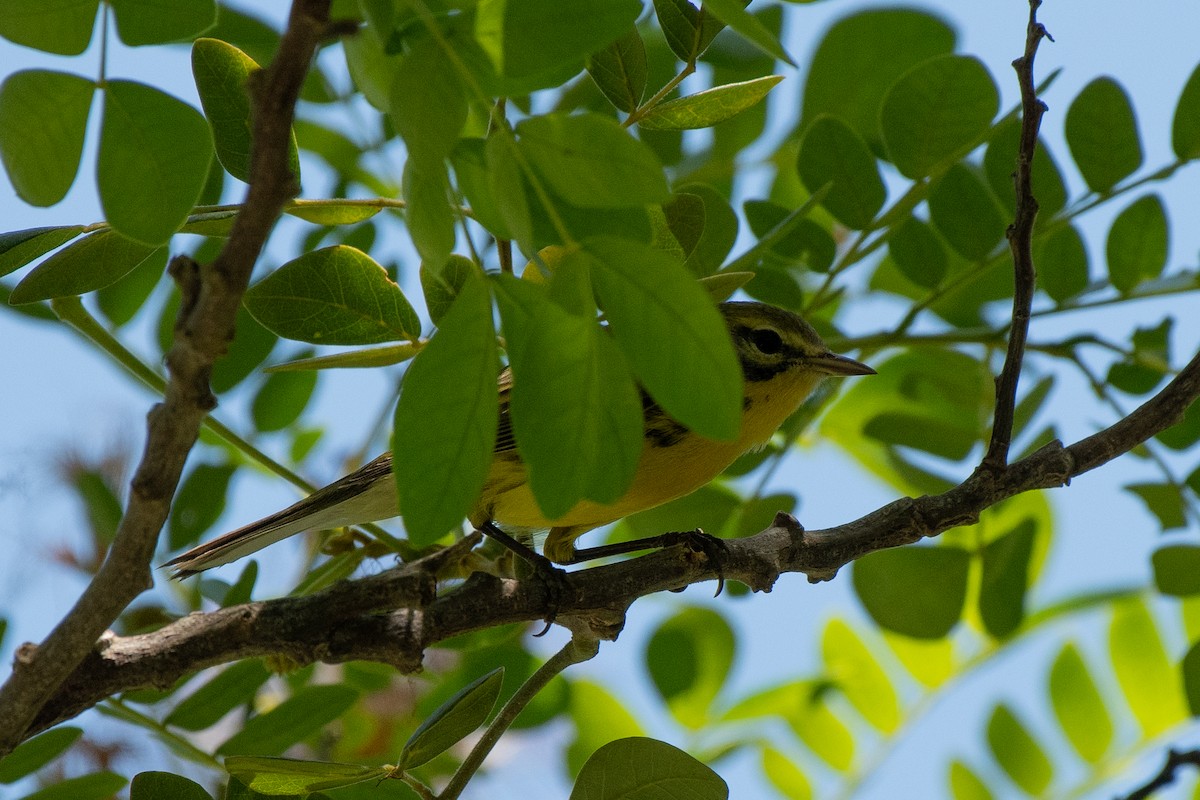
[1118,748,1200,800]
[984,0,1052,469]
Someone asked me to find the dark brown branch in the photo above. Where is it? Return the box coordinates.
[983,0,1051,469]
[0,0,334,756]
[25,343,1200,737]
[1118,748,1200,800]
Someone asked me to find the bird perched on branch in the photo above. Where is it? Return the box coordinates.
[164,301,874,578]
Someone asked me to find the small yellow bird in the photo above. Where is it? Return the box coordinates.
[165,301,873,577]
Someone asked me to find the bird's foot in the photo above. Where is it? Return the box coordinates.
[661,528,729,597]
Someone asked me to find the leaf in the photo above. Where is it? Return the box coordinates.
[285,201,380,226]
[210,305,278,393]
[761,748,812,800]
[111,0,216,46]
[569,737,727,800]
[389,36,466,169]
[677,183,738,276]
[797,114,885,230]
[493,274,642,519]
[888,216,947,288]
[1108,599,1187,736]
[948,760,993,800]
[393,277,498,547]
[698,271,754,302]
[0,0,99,55]
[217,685,360,756]
[1065,77,1142,193]
[724,682,854,770]
[129,771,213,800]
[852,546,970,639]
[1036,224,1089,303]
[17,772,127,800]
[400,668,504,769]
[99,80,213,245]
[0,225,85,279]
[0,726,82,783]
[517,112,669,208]
[421,254,479,327]
[1127,482,1188,531]
[1183,639,1200,716]
[651,0,729,63]
[880,54,998,179]
[264,344,420,373]
[979,519,1036,638]
[983,117,1067,217]
[802,9,955,149]
[822,619,900,733]
[452,138,513,240]
[639,75,783,131]
[192,38,299,184]
[885,632,954,688]
[566,681,646,775]
[243,246,420,345]
[96,246,167,327]
[168,463,235,550]
[1048,644,1112,763]
[702,0,793,65]
[927,164,1006,262]
[402,160,456,269]
[224,757,390,795]
[0,70,94,206]
[986,705,1053,795]
[584,237,742,441]
[9,229,159,304]
[1106,194,1168,293]
[645,608,735,730]
[586,27,647,113]
[1172,62,1200,160]
[252,367,317,432]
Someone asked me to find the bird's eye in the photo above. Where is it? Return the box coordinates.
[748,328,784,355]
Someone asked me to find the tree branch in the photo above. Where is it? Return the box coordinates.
[0,0,334,756]
[1118,748,1200,800]
[24,343,1200,737]
[984,0,1051,469]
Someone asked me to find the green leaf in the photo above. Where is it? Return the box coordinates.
[18,772,127,800]
[677,183,738,276]
[0,726,82,783]
[1109,599,1187,736]
[948,760,993,800]
[1127,482,1188,531]
[0,225,85,279]
[111,0,215,45]
[1172,62,1200,160]
[224,757,390,795]
[979,519,1035,639]
[168,463,235,549]
[217,685,359,756]
[400,668,504,769]
[566,681,646,775]
[586,27,647,113]
[493,274,642,519]
[983,117,1067,217]
[421,254,478,327]
[652,0,729,63]
[741,200,835,273]
[1048,644,1112,763]
[285,201,380,226]
[243,246,420,345]
[645,608,735,730]
[1065,77,1142,193]
[569,737,727,800]
[0,70,94,206]
[402,160,456,269]
[96,246,167,327]
[585,237,742,441]
[986,705,1052,795]
[517,112,669,208]
[475,0,641,82]
[1183,639,1200,716]
[880,55,999,179]
[129,771,213,800]
[210,304,277,393]
[1036,224,1089,303]
[802,9,955,149]
[822,619,900,733]
[761,748,811,800]
[723,682,854,770]
[888,216,947,288]
[393,277,498,547]
[252,367,317,432]
[862,410,977,461]
[640,75,782,132]
[698,271,754,303]
[1158,398,1200,450]
[0,0,99,55]
[853,546,970,639]
[99,80,214,246]
[797,114,885,230]
[389,36,466,169]
[9,229,158,304]
[1106,194,1168,293]
[452,138,513,240]
[702,0,793,65]
[192,38,299,184]
[928,165,1006,262]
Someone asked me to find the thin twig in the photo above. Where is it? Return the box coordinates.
[1117,748,1200,800]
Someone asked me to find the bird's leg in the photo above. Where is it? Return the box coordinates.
[479,521,571,635]
[565,529,729,596]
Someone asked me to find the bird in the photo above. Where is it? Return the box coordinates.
[164,301,874,578]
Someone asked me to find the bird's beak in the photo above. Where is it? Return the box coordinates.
[809,351,876,376]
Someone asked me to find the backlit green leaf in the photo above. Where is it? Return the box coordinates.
[0,726,82,783]
[263,344,421,373]
[111,0,215,45]
[652,0,729,63]
[217,685,359,756]
[390,36,466,169]
[1065,77,1142,193]
[677,183,738,276]
[0,0,99,55]
[702,0,793,65]
[569,737,727,800]
[0,70,94,206]
[822,619,900,732]
[639,75,782,131]
[1106,194,1168,293]
[761,748,811,800]
[1127,482,1188,531]
[225,757,389,795]
[129,771,213,800]
[19,772,127,800]
[928,163,1006,261]
[983,117,1067,217]
[0,225,85,278]
[252,367,317,432]
[853,546,970,639]
[586,27,647,113]
[979,519,1035,638]
[393,277,498,546]
[986,705,1052,795]
[1108,599,1187,736]
[9,229,158,304]
[166,661,271,732]
[1172,62,1200,160]
[400,668,503,769]
[99,80,213,245]
[1037,224,1089,303]
[1153,546,1200,596]
[285,201,381,226]
[948,760,993,800]
[1048,644,1112,763]
[646,608,735,729]
[243,245,420,345]
[168,463,235,549]
[1182,639,1200,716]
[888,216,947,288]
[797,114,885,230]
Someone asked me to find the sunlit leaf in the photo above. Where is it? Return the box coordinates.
[400,668,503,769]
[1048,644,1112,763]
[570,737,727,800]
[0,70,94,206]
[639,76,783,131]
[986,705,1052,795]
[853,546,970,639]
[1065,77,1142,193]
[1108,599,1187,736]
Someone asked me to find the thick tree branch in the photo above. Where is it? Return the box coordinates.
[984,0,1050,469]
[25,344,1200,736]
[0,0,334,755]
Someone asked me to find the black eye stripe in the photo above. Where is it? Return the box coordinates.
[747,328,784,355]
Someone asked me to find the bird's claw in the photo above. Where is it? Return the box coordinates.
[662,528,729,596]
